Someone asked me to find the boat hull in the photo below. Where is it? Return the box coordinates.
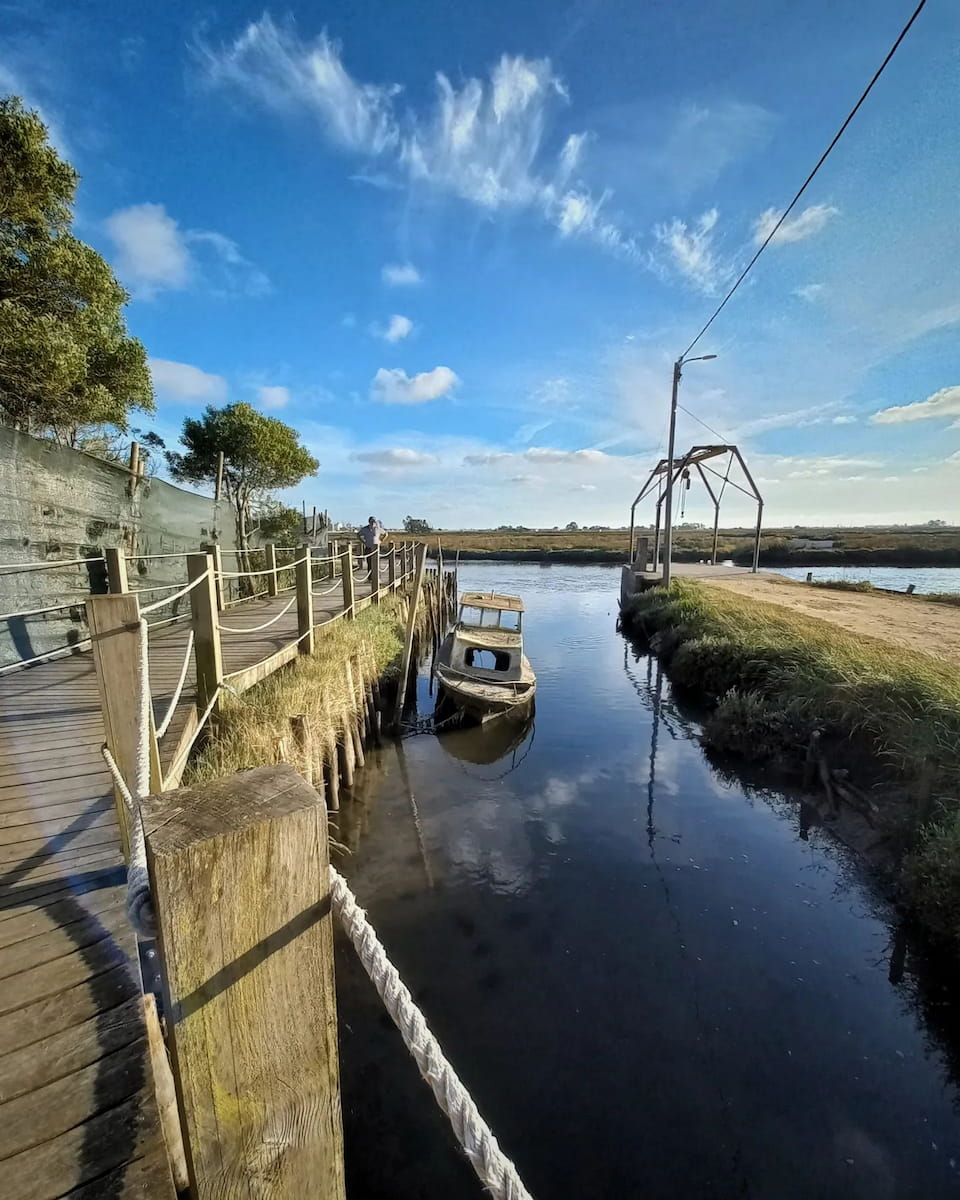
[436,660,536,725]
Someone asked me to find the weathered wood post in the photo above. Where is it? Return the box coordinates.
[142,765,346,1200]
[297,543,315,656]
[265,543,279,597]
[187,552,223,723]
[392,543,428,732]
[370,547,381,606]
[86,591,162,856]
[340,549,355,619]
[202,543,225,611]
[105,546,129,594]
[331,539,340,575]
[388,547,398,591]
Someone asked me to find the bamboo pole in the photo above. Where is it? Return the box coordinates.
[392,543,428,732]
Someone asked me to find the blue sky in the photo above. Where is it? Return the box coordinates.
[3,0,958,527]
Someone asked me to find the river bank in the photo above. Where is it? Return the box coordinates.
[620,579,960,949]
[335,563,960,1198]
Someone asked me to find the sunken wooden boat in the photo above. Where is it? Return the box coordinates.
[436,591,536,724]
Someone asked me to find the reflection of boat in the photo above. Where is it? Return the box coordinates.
[436,591,536,725]
[435,710,534,765]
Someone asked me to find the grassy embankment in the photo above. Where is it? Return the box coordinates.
[404,527,960,567]
[185,597,407,787]
[622,580,960,945]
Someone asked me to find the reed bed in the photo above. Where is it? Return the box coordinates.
[623,580,960,944]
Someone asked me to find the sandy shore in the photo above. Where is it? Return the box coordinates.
[701,573,960,665]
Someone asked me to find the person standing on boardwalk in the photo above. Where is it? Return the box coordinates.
[359,516,385,567]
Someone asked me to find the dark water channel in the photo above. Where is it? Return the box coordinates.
[335,563,960,1199]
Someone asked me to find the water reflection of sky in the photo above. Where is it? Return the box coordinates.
[337,563,960,1200]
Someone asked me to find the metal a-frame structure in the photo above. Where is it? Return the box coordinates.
[627,444,764,572]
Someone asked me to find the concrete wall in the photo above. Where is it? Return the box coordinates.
[0,427,235,666]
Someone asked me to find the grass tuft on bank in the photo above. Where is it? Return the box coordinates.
[624,580,960,943]
[184,597,406,787]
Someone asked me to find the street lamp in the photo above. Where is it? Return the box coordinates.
[661,353,717,587]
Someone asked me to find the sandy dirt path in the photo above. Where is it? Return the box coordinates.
[701,573,960,666]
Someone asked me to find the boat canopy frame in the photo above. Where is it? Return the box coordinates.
[627,444,763,572]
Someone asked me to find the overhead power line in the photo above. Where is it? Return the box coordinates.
[681,0,927,359]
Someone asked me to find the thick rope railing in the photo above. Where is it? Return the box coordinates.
[216,596,296,634]
[0,636,92,674]
[329,867,533,1200]
[100,619,156,940]
[312,579,342,597]
[218,552,308,579]
[155,630,194,740]
[91,595,530,1195]
[0,597,88,621]
[0,555,105,574]
[140,570,210,615]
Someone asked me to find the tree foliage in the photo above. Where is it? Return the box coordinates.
[0,95,153,438]
[256,500,304,545]
[403,516,432,534]
[167,402,318,547]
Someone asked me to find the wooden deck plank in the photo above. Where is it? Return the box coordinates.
[0,575,388,1196]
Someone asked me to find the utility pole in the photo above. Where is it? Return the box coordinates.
[661,359,682,588]
[661,353,717,588]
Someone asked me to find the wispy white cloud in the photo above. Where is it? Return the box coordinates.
[794,282,824,302]
[199,17,637,259]
[374,314,413,342]
[382,262,422,286]
[947,450,960,464]
[871,386,960,425]
[258,385,289,409]
[104,203,268,299]
[753,203,838,246]
[198,19,399,153]
[652,208,729,295]
[149,357,227,401]
[370,365,459,404]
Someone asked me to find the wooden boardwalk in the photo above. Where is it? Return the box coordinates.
[0,571,378,1198]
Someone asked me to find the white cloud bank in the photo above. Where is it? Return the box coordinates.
[149,357,227,401]
[871,386,960,426]
[353,448,437,467]
[370,365,459,404]
[104,203,268,299]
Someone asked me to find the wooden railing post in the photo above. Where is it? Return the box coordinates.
[142,764,346,1200]
[187,553,223,722]
[265,543,279,597]
[388,547,397,590]
[331,539,340,575]
[296,544,314,655]
[86,592,161,857]
[202,543,225,611]
[105,546,129,594]
[340,549,355,619]
[370,547,381,606]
